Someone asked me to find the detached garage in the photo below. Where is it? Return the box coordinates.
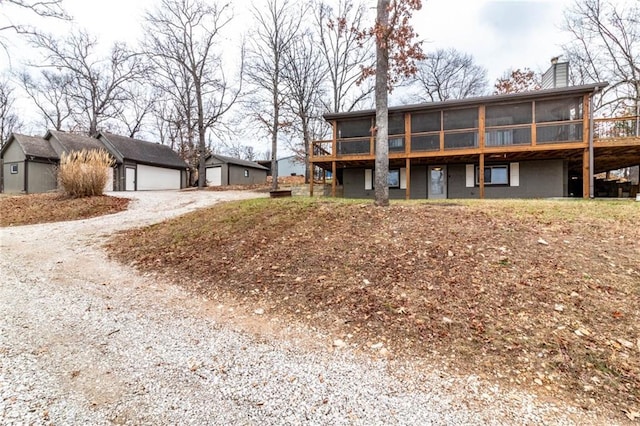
[97,132,189,191]
[205,154,268,186]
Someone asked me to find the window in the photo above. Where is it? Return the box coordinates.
[10,164,18,174]
[443,108,478,130]
[244,169,249,177]
[476,165,509,185]
[388,169,400,188]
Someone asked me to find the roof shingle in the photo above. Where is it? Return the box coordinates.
[98,132,188,169]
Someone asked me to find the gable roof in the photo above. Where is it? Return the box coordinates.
[208,154,269,170]
[44,129,105,155]
[1,133,58,159]
[97,132,188,169]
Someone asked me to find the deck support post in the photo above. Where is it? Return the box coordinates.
[405,158,411,200]
[479,153,485,199]
[309,165,314,196]
[582,148,590,198]
[331,161,337,198]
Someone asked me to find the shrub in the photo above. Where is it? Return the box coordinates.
[58,149,115,198]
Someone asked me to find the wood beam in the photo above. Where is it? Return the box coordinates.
[405,158,411,200]
[531,101,537,147]
[309,165,314,196]
[332,120,337,158]
[478,105,486,150]
[582,148,589,198]
[331,161,337,198]
[405,113,411,155]
[479,153,485,199]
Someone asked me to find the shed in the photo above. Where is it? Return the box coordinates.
[97,132,189,191]
[205,154,268,186]
[0,133,58,194]
[277,155,306,177]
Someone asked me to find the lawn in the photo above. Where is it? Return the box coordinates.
[106,197,640,420]
[0,193,129,226]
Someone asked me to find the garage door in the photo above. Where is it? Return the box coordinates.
[206,166,222,186]
[136,164,181,190]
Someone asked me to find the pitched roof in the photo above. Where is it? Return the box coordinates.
[45,129,105,154]
[2,133,58,159]
[208,154,269,170]
[98,132,188,169]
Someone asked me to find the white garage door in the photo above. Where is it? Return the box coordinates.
[206,166,222,186]
[137,164,181,190]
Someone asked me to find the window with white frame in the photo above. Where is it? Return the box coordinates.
[10,164,18,174]
[365,168,402,189]
[244,169,249,177]
[476,165,509,185]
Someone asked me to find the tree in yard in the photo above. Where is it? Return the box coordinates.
[412,48,488,102]
[29,30,149,135]
[0,0,69,53]
[245,0,305,191]
[493,68,541,95]
[0,78,22,146]
[281,30,327,184]
[144,0,243,189]
[314,0,375,113]
[361,0,425,206]
[18,69,73,130]
[562,0,639,116]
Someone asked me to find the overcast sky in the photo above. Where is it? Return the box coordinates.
[0,0,608,140]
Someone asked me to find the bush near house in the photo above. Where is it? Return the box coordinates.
[58,149,114,198]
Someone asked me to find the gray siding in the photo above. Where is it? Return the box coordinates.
[27,161,58,193]
[278,157,305,177]
[3,140,25,162]
[2,141,26,193]
[228,164,267,185]
[448,160,566,198]
[342,166,427,199]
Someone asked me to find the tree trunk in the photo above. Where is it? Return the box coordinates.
[271,87,279,191]
[303,117,310,184]
[374,0,390,207]
[196,79,206,189]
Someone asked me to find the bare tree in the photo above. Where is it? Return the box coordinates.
[0,78,22,146]
[411,48,488,102]
[0,0,69,53]
[362,0,424,206]
[315,0,374,112]
[282,30,327,183]
[18,69,73,130]
[113,82,157,138]
[563,0,639,116]
[29,30,148,135]
[494,68,541,95]
[145,0,242,188]
[245,0,305,191]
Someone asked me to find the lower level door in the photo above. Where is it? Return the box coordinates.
[125,167,136,191]
[428,166,447,199]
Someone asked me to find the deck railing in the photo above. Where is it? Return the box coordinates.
[594,115,640,139]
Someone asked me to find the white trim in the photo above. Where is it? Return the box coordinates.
[364,169,373,190]
[510,162,520,187]
[400,167,406,189]
[465,164,474,187]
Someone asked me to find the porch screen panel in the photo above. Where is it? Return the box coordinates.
[535,97,583,122]
[337,118,372,155]
[444,132,477,149]
[388,113,405,152]
[485,102,532,146]
[411,134,440,151]
[411,111,440,132]
[443,108,478,149]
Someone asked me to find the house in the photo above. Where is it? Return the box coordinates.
[0,133,58,194]
[277,155,306,177]
[96,132,189,191]
[204,154,268,186]
[309,82,640,199]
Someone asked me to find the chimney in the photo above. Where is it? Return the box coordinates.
[542,56,569,89]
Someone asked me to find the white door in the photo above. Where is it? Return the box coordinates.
[428,166,447,199]
[206,167,222,186]
[125,167,136,191]
[137,164,181,190]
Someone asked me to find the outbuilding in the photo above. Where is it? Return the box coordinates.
[97,132,189,191]
[205,154,268,186]
[0,133,58,194]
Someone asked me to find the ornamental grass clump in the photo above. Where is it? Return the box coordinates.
[58,149,115,198]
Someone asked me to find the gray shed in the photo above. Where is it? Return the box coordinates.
[277,155,306,177]
[0,133,58,194]
[205,154,268,186]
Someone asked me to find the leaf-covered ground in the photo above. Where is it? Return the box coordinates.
[106,198,640,420]
[0,193,129,227]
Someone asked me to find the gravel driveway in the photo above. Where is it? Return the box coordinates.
[0,190,612,425]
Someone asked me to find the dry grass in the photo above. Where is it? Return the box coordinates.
[106,198,640,420]
[0,193,129,226]
[58,149,114,198]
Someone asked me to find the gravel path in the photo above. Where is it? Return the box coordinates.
[0,190,613,425]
